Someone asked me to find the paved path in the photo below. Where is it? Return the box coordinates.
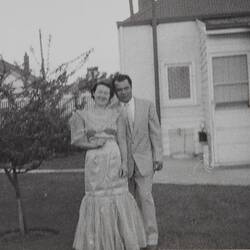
[154,156,250,186]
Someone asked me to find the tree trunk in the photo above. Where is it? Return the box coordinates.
[5,168,28,235]
[15,176,27,235]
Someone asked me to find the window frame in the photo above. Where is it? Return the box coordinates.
[162,62,196,107]
[211,51,250,109]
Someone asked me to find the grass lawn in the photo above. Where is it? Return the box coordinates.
[0,154,250,249]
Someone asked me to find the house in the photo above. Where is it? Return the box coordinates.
[117,0,250,167]
[0,54,35,108]
[0,54,31,95]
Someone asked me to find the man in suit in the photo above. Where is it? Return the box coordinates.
[112,74,163,250]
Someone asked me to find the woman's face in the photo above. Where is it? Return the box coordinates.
[94,84,110,107]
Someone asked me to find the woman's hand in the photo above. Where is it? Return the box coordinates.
[103,128,117,136]
[90,138,106,149]
[86,129,96,140]
[119,162,128,178]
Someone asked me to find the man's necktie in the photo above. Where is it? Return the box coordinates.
[124,103,133,131]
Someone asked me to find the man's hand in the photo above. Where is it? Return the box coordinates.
[119,163,128,178]
[153,161,163,172]
[86,129,96,140]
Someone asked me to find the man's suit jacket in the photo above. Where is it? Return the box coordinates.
[120,97,163,178]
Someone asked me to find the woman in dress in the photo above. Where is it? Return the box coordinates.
[70,81,146,250]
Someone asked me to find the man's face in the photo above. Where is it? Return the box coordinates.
[114,79,132,103]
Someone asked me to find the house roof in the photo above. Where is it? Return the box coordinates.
[0,60,22,76]
[0,59,37,82]
[118,0,250,27]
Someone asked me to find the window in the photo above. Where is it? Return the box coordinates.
[168,66,191,99]
[212,54,250,108]
[164,63,195,106]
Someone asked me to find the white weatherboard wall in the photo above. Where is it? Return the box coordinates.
[118,25,155,103]
[0,72,24,106]
[158,22,204,155]
[207,32,250,166]
[4,72,24,94]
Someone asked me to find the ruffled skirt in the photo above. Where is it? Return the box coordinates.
[73,188,146,250]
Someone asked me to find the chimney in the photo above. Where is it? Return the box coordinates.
[23,52,30,75]
[138,0,152,12]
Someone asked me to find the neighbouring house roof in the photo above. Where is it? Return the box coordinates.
[0,59,37,95]
[118,0,250,28]
[0,59,37,81]
[0,60,23,76]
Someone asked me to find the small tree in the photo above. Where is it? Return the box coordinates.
[0,31,92,235]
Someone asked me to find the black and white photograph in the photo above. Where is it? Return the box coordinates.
[1,0,250,249]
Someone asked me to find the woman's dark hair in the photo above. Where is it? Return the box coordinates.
[91,81,114,100]
[112,73,132,91]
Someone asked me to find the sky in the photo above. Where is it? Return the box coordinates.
[0,0,138,77]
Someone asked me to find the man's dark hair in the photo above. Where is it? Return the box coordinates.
[91,81,114,100]
[112,73,132,90]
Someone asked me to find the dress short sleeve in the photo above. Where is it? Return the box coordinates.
[69,110,86,145]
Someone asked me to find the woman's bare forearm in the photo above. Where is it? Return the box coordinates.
[72,138,102,150]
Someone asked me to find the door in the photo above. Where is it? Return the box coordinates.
[211,52,250,165]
